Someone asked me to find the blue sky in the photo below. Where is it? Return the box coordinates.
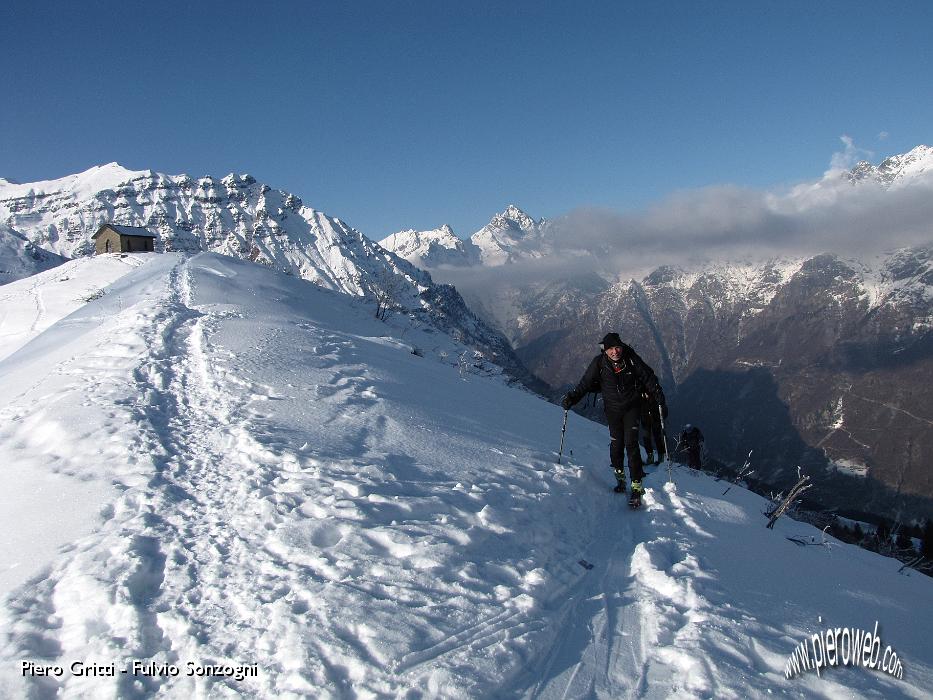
[2,1,931,239]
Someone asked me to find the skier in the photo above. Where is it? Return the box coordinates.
[640,394,666,465]
[678,424,704,470]
[561,332,667,507]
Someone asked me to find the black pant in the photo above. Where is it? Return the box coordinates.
[640,413,666,459]
[607,406,644,482]
[686,446,702,469]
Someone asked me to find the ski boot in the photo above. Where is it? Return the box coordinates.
[628,480,645,509]
[613,467,626,493]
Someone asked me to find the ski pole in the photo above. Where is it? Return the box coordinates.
[658,403,672,483]
[557,409,569,464]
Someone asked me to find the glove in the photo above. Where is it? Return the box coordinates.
[560,394,574,410]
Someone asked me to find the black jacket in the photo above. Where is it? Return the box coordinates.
[565,344,665,415]
[679,426,704,449]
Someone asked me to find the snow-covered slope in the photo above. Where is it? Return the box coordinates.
[379,225,480,268]
[1,253,930,698]
[0,224,67,285]
[0,253,147,361]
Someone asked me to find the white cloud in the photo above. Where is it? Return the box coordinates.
[556,171,933,276]
[828,135,874,173]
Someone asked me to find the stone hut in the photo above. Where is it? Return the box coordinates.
[92,224,157,254]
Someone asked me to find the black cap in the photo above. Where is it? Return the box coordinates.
[599,332,623,350]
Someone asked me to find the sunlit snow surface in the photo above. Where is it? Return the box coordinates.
[0,163,150,203]
[0,254,146,361]
[0,253,931,699]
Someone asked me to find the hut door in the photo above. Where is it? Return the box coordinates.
[105,239,112,253]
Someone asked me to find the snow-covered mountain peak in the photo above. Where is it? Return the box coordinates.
[470,205,549,266]
[382,206,554,270]
[379,224,479,268]
[877,144,933,183]
[0,162,147,201]
[383,226,454,249]
[846,144,933,187]
[849,160,876,181]
[219,172,257,188]
[487,204,541,233]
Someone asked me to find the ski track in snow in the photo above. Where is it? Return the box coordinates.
[1,253,931,699]
[514,479,727,700]
[515,469,932,700]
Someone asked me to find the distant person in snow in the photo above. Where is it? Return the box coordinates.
[678,424,705,470]
[561,333,666,506]
[640,395,666,465]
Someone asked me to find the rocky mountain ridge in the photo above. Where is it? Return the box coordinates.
[846,144,933,186]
